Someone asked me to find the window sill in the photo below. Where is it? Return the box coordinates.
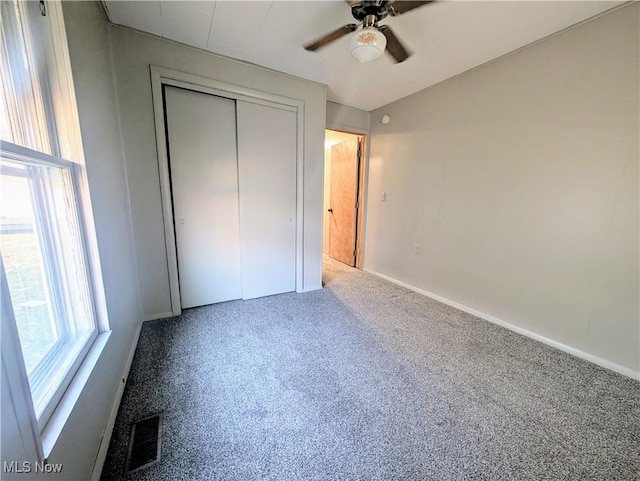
[40,330,112,460]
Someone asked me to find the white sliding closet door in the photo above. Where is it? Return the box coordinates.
[165,86,242,308]
[237,101,297,300]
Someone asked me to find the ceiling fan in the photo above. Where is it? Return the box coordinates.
[304,1,433,64]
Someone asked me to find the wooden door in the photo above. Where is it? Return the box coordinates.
[328,137,360,266]
[165,86,242,308]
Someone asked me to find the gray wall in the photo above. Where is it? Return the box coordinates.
[364,5,639,375]
[326,101,370,134]
[2,2,143,479]
[110,26,327,319]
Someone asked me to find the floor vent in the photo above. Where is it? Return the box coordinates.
[125,413,163,474]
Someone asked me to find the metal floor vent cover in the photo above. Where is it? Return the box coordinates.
[125,413,163,475]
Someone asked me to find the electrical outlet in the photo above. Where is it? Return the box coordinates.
[381,192,387,201]
[413,244,422,256]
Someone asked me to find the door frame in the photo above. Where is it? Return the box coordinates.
[324,128,368,269]
[150,66,305,316]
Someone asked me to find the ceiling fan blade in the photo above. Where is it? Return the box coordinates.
[378,25,411,63]
[304,24,358,52]
[389,1,433,16]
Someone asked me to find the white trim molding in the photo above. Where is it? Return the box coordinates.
[145,311,175,322]
[364,268,640,381]
[41,332,112,458]
[90,322,142,481]
[149,65,305,317]
[302,285,323,293]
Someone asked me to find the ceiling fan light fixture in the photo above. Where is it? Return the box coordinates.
[350,27,387,63]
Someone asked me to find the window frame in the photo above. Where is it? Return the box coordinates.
[1,142,101,431]
[0,0,111,458]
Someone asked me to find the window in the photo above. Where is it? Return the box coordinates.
[1,0,105,439]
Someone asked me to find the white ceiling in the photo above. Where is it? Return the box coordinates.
[104,1,623,111]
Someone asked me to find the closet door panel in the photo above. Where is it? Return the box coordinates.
[165,86,242,308]
[237,101,297,299]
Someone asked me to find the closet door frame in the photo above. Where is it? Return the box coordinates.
[150,65,305,316]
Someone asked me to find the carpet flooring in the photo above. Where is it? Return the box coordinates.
[101,257,640,480]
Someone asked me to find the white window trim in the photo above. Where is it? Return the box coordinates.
[1,0,111,459]
[39,1,111,334]
[1,143,111,460]
[40,331,111,458]
[2,141,102,426]
[0,256,44,461]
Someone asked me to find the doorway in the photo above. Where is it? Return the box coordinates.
[323,129,365,268]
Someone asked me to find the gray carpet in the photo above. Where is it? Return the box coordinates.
[101,257,640,480]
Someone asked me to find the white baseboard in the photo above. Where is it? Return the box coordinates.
[302,285,323,293]
[90,322,143,481]
[145,311,174,321]
[364,268,640,381]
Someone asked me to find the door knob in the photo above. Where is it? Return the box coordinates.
[328,208,333,213]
